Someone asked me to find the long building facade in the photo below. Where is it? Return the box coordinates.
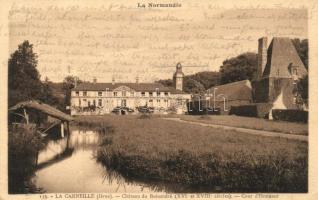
[70,63,191,115]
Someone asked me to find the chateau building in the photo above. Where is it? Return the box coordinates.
[70,63,191,115]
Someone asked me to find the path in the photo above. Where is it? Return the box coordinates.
[163,118,308,142]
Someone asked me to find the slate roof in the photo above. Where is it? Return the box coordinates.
[207,80,253,101]
[9,101,73,121]
[72,82,186,94]
[262,37,307,78]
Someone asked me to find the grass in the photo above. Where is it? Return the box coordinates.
[177,115,308,135]
[75,115,308,192]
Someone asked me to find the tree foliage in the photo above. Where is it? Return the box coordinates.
[183,78,206,94]
[297,74,308,106]
[292,39,308,70]
[219,52,257,84]
[8,41,57,107]
[62,75,82,107]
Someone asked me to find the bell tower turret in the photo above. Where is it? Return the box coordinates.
[173,63,184,91]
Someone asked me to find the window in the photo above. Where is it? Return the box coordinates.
[157,99,160,103]
[83,91,87,96]
[98,91,103,96]
[164,92,169,96]
[93,100,96,106]
[141,92,145,97]
[276,70,280,76]
[149,99,153,102]
[83,99,87,102]
[122,91,126,97]
[164,99,168,102]
[76,91,79,96]
[293,68,298,75]
[149,92,153,97]
[130,92,134,97]
[98,99,102,106]
[113,92,118,97]
[79,99,81,106]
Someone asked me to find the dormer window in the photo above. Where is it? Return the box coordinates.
[288,63,299,80]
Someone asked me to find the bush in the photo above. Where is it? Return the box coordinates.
[8,125,46,193]
[272,109,308,123]
[229,103,272,118]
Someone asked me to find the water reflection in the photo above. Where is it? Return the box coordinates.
[33,129,167,193]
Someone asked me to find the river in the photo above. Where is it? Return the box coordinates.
[33,129,167,193]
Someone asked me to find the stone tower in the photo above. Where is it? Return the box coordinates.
[256,37,267,80]
[173,63,184,91]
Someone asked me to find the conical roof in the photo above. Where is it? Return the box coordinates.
[262,37,307,78]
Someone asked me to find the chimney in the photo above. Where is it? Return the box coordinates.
[257,37,267,80]
[74,77,78,88]
[93,77,97,83]
[112,76,115,85]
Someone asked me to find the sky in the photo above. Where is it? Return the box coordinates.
[8,1,308,83]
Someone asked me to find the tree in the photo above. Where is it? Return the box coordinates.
[8,41,44,106]
[297,74,308,106]
[219,52,257,84]
[156,79,173,87]
[62,75,82,108]
[186,71,220,89]
[183,78,206,94]
[292,39,308,70]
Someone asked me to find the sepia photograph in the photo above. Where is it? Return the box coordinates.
[0,0,317,199]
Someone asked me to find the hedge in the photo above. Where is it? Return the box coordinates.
[229,103,273,118]
[272,109,308,123]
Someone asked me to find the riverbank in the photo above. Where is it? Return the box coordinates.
[8,125,46,193]
[75,115,308,192]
